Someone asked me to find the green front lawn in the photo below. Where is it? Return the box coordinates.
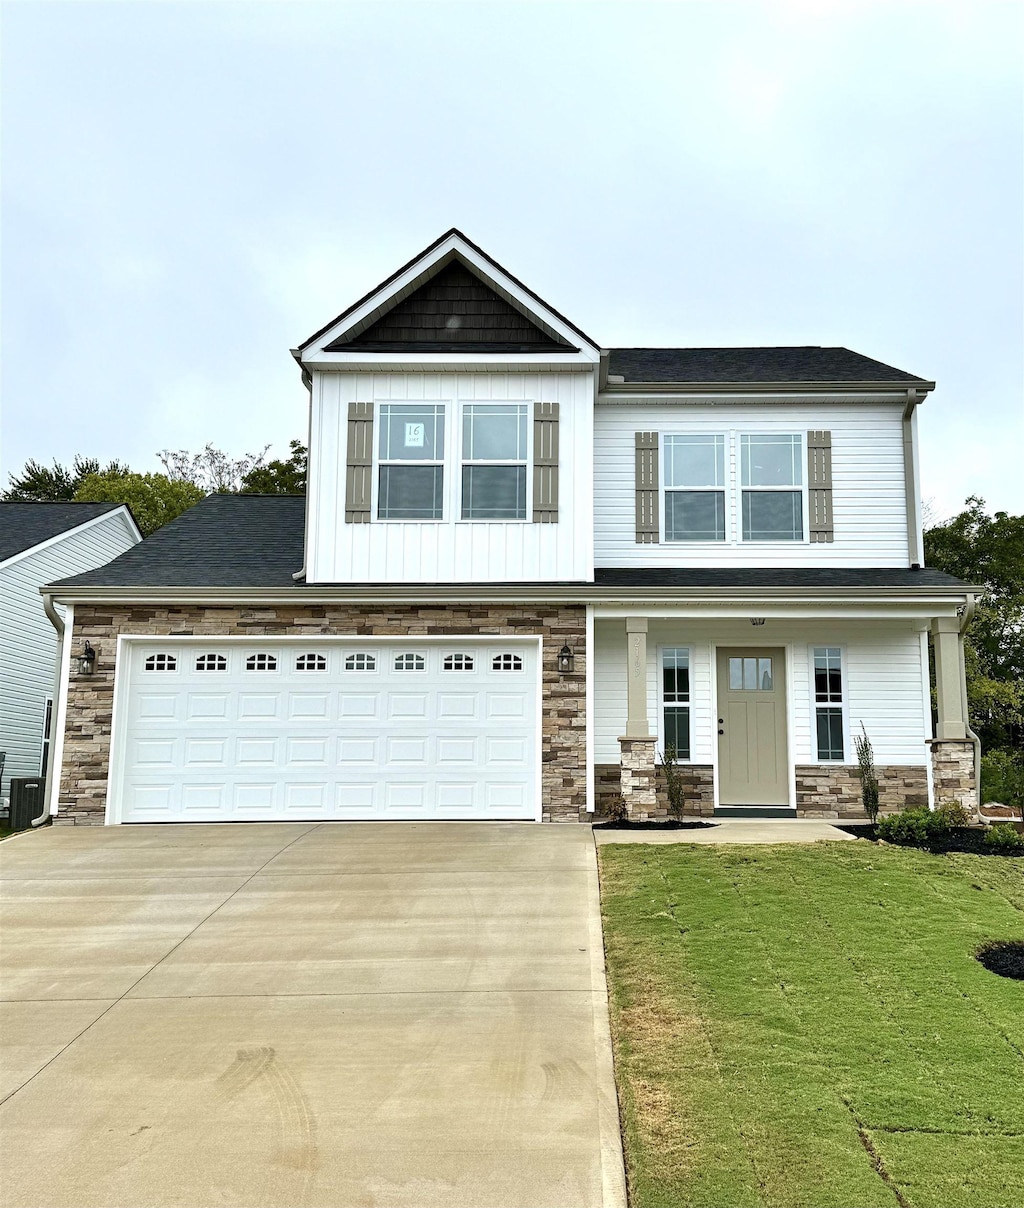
[599,842,1024,1208]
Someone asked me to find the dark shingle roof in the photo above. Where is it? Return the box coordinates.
[50,495,306,588]
[0,502,122,563]
[607,347,927,385]
[593,567,969,590]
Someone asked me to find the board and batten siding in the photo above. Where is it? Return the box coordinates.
[306,370,595,584]
[594,618,929,766]
[594,402,910,567]
[0,511,138,802]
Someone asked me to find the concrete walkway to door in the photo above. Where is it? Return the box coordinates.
[0,823,626,1208]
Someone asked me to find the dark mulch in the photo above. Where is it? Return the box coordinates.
[837,822,1024,856]
[592,819,718,830]
[976,940,1024,980]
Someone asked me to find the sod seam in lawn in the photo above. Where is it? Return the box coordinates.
[599,842,1024,1208]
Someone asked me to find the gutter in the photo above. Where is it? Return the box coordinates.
[600,379,936,397]
[37,594,64,827]
[959,593,984,815]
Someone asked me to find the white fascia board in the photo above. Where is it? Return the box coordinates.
[0,506,141,572]
[596,390,918,406]
[305,353,596,372]
[300,233,600,361]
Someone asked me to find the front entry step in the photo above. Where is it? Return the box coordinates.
[714,806,797,819]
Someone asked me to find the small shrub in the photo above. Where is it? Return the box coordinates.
[605,796,628,825]
[854,724,880,823]
[984,823,1024,854]
[932,799,973,828]
[658,745,687,822]
[877,808,931,845]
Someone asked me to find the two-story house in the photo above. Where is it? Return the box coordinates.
[43,231,978,825]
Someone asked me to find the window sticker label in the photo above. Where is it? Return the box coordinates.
[404,423,425,448]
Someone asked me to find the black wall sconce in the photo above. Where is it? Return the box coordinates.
[76,641,96,676]
[557,644,575,674]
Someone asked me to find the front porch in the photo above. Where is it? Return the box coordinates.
[592,601,976,821]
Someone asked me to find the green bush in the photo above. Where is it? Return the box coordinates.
[984,823,1024,854]
[877,808,932,845]
[932,799,973,828]
[981,749,1024,815]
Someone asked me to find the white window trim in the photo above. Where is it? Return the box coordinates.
[656,644,694,763]
[457,401,533,524]
[808,643,849,764]
[658,431,810,546]
[373,401,449,523]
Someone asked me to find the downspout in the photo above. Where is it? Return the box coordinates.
[37,593,65,826]
[903,390,924,568]
[290,348,313,583]
[958,593,983,816]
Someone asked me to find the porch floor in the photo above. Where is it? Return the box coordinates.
[593,819,857,845]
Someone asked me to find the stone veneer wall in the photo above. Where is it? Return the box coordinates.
[929,740,978,813]
[594,761,715,818]
[794,764,929,819]
[57,603,587,825]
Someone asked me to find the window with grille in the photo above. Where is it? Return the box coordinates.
[662,647,691,759]
[492,653,523,672]
[461,404,529,520]
[296,653,327,672]
[813,647,845,760]
[664,435,726,541]
[378,403,445,520]
[394,653,426,671]
[740,434,804,541]
[344,653,377,672]
[245,653,278,672]
[144,654,177,671]
[195,653,227,672]
[443,654,475,671]
[728,656,774,691]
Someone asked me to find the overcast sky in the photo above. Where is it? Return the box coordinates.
[2,0,1021,521]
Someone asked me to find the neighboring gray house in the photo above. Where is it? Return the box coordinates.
[0,502,141,810]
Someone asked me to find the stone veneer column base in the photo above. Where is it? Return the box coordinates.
[928,740,978,813]
[794,764,930,819]
[618,737,658,821]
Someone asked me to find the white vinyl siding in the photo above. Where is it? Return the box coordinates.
[594,618,929,767]
[0,510,139,802]
[307,370,594,583]
[595,402,910,567]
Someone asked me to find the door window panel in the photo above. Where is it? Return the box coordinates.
[728,656,773,691]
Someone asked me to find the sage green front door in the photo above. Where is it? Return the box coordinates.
[716,648,789,806]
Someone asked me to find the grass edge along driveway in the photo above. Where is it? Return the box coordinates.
[598,841,1024,1208]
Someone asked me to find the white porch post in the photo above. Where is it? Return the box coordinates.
[619,617,658,819]
[931,616,966,740]
[624,616,650,737]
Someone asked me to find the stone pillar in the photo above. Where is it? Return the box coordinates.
[929,740,978,812]
[931,616,966,740]
[619,617,656,817]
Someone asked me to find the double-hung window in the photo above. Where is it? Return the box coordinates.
[664,435,726,541]
[461,404,528,520]
[740,434,803,541]
[661,647,691,759]
[813,646,845,760]
[378,404,445,520]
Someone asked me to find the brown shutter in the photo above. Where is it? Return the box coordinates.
[635,432,659,543]
[807,430,833,543]
[533,402,559,522]
[345,402,373,523]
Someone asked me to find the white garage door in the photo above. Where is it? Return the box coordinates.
[114,639,539,823]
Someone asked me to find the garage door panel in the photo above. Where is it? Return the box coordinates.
[119,641,538,823]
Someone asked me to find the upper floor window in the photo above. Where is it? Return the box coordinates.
[664,435,726,541]
[378,403,445,520]
[462,404,528,520]
[741,434,803,541]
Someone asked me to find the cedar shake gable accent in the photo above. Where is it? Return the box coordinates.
[324,261,575,354]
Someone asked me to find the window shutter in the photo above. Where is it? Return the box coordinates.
[635,432,660,543]
[533,402,559,522]
[345,402,373,523]
[807,430,833,543]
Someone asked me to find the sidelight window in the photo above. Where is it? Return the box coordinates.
[813,647,845,760]
[661,647,691,759]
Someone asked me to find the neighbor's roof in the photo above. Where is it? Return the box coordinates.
[48,495,970,594]
[606,347,928,385]
[0,502,122,564]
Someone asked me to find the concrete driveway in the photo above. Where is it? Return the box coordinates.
[0,823,625,1208]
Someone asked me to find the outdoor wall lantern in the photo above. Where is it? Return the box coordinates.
[750,618,766,627]
[557,644,575,674]
[76,641,96,676]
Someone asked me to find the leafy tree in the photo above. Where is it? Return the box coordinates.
[240,441,307,494]
[924,497,1024,753]
[158,443,269,493]
[3,456,130,501]
[74,471,204,537]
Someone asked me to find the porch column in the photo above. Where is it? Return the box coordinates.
[619,617,658,819]
[931,616,966,739]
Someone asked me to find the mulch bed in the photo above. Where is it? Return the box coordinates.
[592,819,718,830]
[976,940,1024,980]
[838,822,1024,855]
